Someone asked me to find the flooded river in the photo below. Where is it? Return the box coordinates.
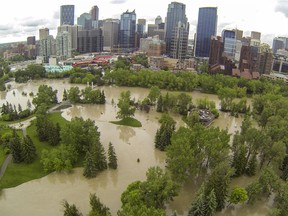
[0,79,271,215]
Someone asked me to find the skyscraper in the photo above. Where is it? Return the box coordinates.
[60,5,75,25]
[39,28,49,40]
[90,6,99,21]
[155,16,162,25]
[103,19,120,51]
[165,2,188,56]
[58,25,83,51]
[195,7,217,58]
[77,13,92,30]
[56,31,72,59]
[171,22,189,60]
[77,29,103,53]
[222,30,236,60]
[119,10,136,53]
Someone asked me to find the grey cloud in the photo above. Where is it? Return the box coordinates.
[275,0,288,17]
[21,18,49,27]
[0,25,10,31]
[110,0,128,4]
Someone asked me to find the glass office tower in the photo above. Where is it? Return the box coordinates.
[119,10,136,53]
[222,30,236,60]
[165,2,188,56]
[60,5,75,26]
[195,7,217,58]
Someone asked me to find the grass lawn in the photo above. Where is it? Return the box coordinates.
[110,117,142,127]
[0,114,36,126]
[0,112,68,189]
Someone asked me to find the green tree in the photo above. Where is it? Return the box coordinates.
[188,187,216,216]
[141,166,178,208]
[246,182,262,204]
[155,113,176,151]
[93,142,108,172]
[9,130,23,163]
[147,86,161,104]
[175,93,192,116]
[32,85,58,108]
[62,200,83,216]
[83,151,98,178]
[89,193,111,216]
[228,186,248,206]
[41,144,78,172]
[188,187,206,216]
[21,135,37,163]
[68,86,81,103]
[119,167,177,215]
[63,89,68,101]
[156,95,163,112]
[116,91,135,119]
[205,163,235,211]
[61,117,101,155]
[108,142,117,169]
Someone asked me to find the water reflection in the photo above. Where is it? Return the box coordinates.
[117,125,136,143]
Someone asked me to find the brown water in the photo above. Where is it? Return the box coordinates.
[0,79,269,216]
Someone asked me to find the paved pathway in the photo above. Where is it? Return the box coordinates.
[0,154,12,180]
[0,101,71,180]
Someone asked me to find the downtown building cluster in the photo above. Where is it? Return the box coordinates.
[3,2,288,77]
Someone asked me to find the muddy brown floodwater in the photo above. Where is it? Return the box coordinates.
[0,79,271,215]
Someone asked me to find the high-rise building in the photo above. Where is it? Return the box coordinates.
[155,16,162,25]
[257,46,273,75]
[233,29,243,41]
[77,29,103,53]
[57,25,83,51]
[56,31,72,59]
[272,37,286,54]
[27,36,36,45]
[90,6,99,21]
[119,10,136,53]
[39,28,49,40]
[251,31,261,40]
[171,22,189,60]
[137,19,146,35]
[209,36,223,66]
[60,5,75,25]
[165,2,188,56]
[77,13,92,30]
[195,7,217,58]
[39,35,56,62]
[102,19,120,51]
[222,30,236,60]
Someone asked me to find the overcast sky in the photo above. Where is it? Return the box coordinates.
[0,0,287,45]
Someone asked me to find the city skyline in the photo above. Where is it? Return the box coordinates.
[0,0,287,45]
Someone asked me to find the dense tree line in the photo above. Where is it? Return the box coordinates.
[66,86,105,104]
[1,102,31,121]
[14,64,46,83]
